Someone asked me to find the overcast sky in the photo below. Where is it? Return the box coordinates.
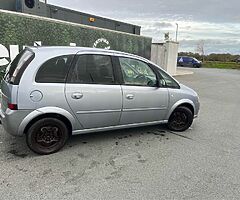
[48,0,240,54]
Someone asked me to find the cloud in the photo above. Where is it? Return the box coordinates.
[153,22,173,28]
[48,0,240,54]
[49,0,240,24]
[179,39,240,54]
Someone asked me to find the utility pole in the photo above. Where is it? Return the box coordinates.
[175,23,179,42]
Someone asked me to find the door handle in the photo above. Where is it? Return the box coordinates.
[126,94,134,100]
[71,92,83,99]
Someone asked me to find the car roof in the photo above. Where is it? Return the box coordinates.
[26,46,149,62]
[178,56,193,58]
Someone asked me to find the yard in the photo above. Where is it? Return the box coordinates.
[0,68,240,199]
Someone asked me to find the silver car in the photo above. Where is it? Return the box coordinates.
[0,47,200,155]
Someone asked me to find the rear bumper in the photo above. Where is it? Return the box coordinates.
[0,108,31,136]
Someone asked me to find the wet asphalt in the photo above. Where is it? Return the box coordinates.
[0,68,240,199]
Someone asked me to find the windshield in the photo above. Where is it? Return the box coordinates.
[193,58,200,62]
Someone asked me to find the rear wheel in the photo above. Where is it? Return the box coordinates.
[167,106,193,132]
[26,118,69,155]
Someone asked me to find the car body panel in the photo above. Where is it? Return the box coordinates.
[73,119,168,135]
[166,84,200,118]
[120,85,169,124]
[0,108,32,136]
[0,46,200,137]
[65,84,122,129]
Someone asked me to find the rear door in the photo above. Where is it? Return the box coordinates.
[117,56,169,125]
[65,53,122,129]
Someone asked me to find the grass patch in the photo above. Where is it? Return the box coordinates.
[203,61,240,69]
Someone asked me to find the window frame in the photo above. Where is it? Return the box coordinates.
[116,56,159,87]
[150,63,180,89]
[66,53,119,85]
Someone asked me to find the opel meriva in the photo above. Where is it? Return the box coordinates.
[0,47,200,155]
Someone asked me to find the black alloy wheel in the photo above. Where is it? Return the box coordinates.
[167,106,193,132]
[26,118,69,155]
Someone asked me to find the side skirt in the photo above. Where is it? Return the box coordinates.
[72,120,168,135]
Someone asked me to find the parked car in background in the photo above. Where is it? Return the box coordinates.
[0,47,200,155]
[236,57,240,63]
[177,56,202,68]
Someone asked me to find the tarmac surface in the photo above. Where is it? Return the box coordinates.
[0,68,240,199]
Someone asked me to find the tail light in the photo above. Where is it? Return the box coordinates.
[8,103,18,110]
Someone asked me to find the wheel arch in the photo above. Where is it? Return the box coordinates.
[18,107,78,136]
[167,99,195,119]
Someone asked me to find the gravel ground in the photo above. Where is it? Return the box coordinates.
[0,68,240,200]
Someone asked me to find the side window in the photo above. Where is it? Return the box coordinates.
[119,57,157,87]
[186,57,193,63]
[157,68,180,89]
[68,54,115,84]
[36,55,73,83]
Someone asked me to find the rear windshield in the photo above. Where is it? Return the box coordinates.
[4,49,35,85]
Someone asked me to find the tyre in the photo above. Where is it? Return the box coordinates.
[193,64,200,68]
[26,118,69,155]
[167,106,193,132]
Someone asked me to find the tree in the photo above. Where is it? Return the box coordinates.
[196,40,205,62]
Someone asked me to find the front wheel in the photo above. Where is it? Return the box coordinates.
[167,106,193,132]
[26,118,69,155]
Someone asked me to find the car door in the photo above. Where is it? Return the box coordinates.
[185,57,194,67]
[117,56,169,125]
[65,53,122,129]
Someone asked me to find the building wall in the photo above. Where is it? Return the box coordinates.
[151,41,179,75]
[0,0,16,11]
[165,41,179,75]
[0,9,151,68]
[0,0,141,35]
[151,43,166,70]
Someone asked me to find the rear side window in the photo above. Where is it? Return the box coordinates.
[36,55,74,83]
[68,54,115,84]
[4,49,35,85]
[186,57,193,62]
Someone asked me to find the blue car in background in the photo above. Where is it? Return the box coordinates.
[177,56,202,68]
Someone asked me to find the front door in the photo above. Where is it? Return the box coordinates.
[118,57,169,125]
[65,53,122,129]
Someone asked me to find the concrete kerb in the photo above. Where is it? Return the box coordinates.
[173,67,194,77]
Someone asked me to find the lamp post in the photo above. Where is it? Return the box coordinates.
[175,23,179,42]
